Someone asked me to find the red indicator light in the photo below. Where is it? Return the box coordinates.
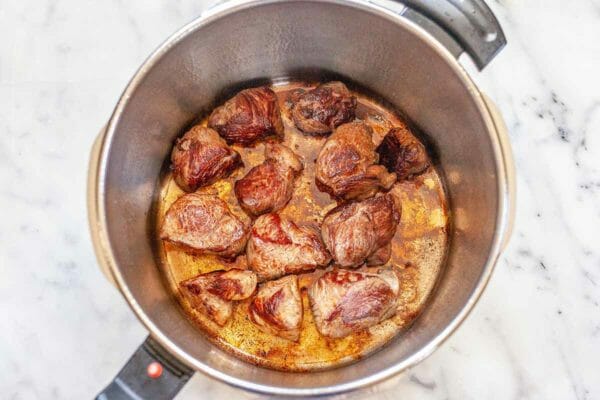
[147,362,163,379]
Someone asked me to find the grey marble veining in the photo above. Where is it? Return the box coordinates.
[1,0,599,399]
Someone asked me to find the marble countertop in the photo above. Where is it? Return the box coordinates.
[1,0,599,398]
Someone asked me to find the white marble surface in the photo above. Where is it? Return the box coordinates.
[1,0,599,399]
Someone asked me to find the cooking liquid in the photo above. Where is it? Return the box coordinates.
[155,82,449,371]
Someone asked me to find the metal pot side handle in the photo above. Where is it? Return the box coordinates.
[397,0,507,69]
[482,94,516,251]
[87,126,118,288]
[95,336,194,400]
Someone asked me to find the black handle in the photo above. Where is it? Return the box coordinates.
[398,0,506,69]
[96,336,194,400]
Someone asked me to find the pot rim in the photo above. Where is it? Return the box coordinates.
[92,0,511,395]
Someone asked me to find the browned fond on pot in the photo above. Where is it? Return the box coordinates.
[155,82,449,371]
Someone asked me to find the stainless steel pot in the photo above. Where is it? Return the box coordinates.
[88,0,515,398]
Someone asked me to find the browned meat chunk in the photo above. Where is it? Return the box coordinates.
[234,144,303,216]
[247,213,331,281]
[160,193,249,259]
[366,242,392,266]
[180,269,257,326]
[170,126,242,192]
[291,81,357,135]
[308,268,399,338]
[208,86,284,146]
[315,121,396,201]
[377,126,430,181]
[321,194,400,267]
[249,275,303,341]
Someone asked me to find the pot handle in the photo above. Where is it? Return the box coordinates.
[88,125,118,287]
[396,0,506,69]
[96,336,194,400]
[482,94,516,250]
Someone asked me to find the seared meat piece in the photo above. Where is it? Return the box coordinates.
[377,126,430,181]
[234,144,303,216]
[291,81,357,135]
[160,193,249,259]
[321,194,400,267]
[315,121,396,201]
[208,86,284,146]
[247,213,331,281]
[249,275,303,341]
[170,126,242,192]
[308,268,399,338]
[180,269,257,326]
[366,242,392,266]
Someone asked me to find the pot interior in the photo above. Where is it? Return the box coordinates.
[100,0,501,393]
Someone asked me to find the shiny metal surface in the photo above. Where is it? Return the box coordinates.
[400,0,506,69]
[88,0,514,395]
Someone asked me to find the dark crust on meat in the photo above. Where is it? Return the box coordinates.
[315,121,396,201]
[322,194,400,267]
[171,126,242,192]
[179,274,231,326]
[180,269,256,301]
[324,269,365,285]
[366,243,392,266]
[235,160,281,214]
[310,269,398,337]
[247,213,331,281]
[206,274,243,299]
[315,168,390,202]
[249,288,286,329]
[160,193,249,259]
[338,283,394,324]
[178,269,257,326]
[291,81,357,135]
[208,86,284,146]
[376,126,430,181]
[180,278,202,295]
[251,213,293,245]
[234,144,303,216]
